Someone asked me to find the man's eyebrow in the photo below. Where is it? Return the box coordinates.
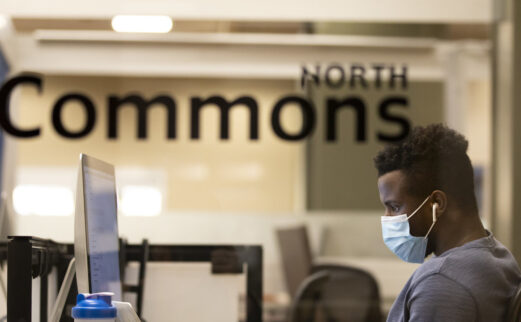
[384,200,398,206]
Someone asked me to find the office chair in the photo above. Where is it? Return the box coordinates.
[506,283,521,322]
[288,265,383,322]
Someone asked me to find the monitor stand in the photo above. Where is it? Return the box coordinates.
[49,257,76,322]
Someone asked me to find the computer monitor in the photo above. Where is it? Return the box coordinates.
[74,154,122,300]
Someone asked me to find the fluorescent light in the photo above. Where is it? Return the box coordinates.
[177,164,208,181]
[111,15,173,33]
[0,16,7,30]
[13,184,74,216]
[221,163,264,181]
[120,185,162,216]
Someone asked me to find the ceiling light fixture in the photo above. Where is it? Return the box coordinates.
[0,15,8,30]
[111,15,173,33]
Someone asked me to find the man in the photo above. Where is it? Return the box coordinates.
[374,123,521,322]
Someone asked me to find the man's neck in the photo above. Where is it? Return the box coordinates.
[433,209,487,256]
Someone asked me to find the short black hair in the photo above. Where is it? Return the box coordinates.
[374,123,477,211]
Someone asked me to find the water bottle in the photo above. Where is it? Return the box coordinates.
[72,293,117,322]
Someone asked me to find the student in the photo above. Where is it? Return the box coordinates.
[374,124,521,322]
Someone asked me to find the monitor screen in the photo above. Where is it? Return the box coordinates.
[75,154,122,301]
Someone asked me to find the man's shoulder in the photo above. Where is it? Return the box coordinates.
[408,255,447,288]
[410,236,521,296]
[399,237,521,322]
[438,237,520,278]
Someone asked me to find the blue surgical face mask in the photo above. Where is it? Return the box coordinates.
[381,196,438,264]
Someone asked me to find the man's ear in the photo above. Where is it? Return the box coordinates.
[431,190,447,217]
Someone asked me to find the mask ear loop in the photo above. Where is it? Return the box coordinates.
[406,196,431,220]
[424,203,438,239]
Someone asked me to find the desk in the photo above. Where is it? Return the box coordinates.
[315,257,419,312]
[124,262,245,322]
[6,237,263,322]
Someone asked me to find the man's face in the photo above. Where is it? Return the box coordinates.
[377,169,432,237]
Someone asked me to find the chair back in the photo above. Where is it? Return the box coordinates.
[277,225,313,298]
[288,264,382,322]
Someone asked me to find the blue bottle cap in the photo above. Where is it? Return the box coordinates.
[72,293,117,319]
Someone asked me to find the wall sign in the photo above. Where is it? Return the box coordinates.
[0,64,410,142]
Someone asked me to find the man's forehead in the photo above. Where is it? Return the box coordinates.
[377,170,408,198]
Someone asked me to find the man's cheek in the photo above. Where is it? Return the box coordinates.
[409,219,424,237]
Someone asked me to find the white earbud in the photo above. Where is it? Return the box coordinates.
[432,203,439,223]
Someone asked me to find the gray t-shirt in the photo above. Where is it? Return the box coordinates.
[387,232,521,322]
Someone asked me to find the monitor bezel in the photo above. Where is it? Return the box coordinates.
[75,153,121,299]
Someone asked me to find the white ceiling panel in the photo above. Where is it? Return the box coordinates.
[1,0,492,24]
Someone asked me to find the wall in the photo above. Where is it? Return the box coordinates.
[15,76,303,212]
[307,80,444,210]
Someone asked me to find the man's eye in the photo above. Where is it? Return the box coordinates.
[391,205,400,212]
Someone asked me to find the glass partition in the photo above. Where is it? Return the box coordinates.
[0,6,498,322]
